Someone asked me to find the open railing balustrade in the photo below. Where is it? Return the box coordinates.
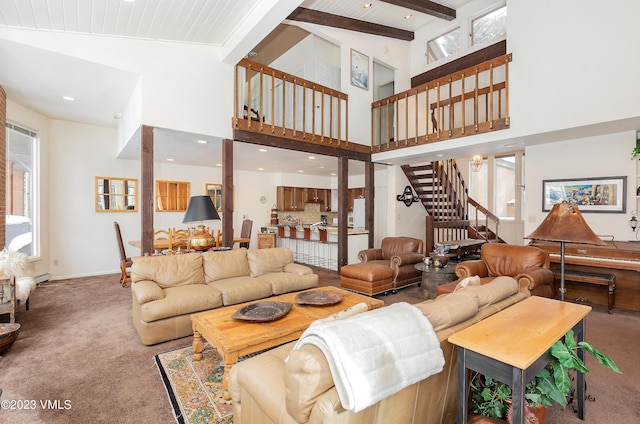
[234,58,349,148]
[372,53,512,151]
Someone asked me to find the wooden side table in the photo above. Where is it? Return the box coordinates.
[448,296,591,424]
[257,232,276,249]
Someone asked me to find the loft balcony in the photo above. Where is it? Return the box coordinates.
[233,53,512,155]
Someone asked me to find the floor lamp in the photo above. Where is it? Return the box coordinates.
[526,202,606,301]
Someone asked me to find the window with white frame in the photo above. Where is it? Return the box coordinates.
[471,5,507,46]
[6,123,38,257]
[468,152,524,221]
[426,27,461,64]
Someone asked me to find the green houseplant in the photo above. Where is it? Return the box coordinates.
[469,329,621,423]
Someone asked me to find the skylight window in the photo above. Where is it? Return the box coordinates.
[426,27,461,64]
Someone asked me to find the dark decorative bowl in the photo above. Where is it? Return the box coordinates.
[429,253,450,268]
[0,323,21,354]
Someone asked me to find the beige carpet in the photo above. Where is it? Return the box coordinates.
[0,269,638,423]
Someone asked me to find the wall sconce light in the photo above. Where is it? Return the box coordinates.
[397,185,420,207]
[470,155,483,172]
[630,210,639,233]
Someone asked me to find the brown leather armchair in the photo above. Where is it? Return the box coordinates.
[340,236,424,295]
[436,243,554,297]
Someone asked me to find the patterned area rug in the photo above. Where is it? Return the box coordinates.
[155,344,233,424]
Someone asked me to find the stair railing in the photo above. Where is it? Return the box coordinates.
[467,197,500,242]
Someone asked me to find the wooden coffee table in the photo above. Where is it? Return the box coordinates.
[190,286,384,399]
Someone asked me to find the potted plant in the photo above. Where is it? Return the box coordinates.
[469,329,621,424]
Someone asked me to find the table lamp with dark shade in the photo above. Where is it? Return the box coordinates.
[183,195,220,250]
[526,202,606,301]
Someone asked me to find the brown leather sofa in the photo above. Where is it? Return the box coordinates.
[229,276,528,424]
[436,243,554,298]
[340,236,424,295]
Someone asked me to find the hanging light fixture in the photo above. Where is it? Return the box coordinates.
[470,154,483,172]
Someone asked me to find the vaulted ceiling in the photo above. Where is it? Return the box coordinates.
[0,0,471,174]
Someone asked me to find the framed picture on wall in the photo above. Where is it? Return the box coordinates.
[350,49,369,90]
[542,176,627,213]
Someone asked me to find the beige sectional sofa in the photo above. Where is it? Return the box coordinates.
[229,276,528,424]
[131,247,318,345]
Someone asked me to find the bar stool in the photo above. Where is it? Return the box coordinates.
[289,226,299,262]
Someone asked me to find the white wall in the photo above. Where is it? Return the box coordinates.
[0,28,235,144]
[525,131,637,241]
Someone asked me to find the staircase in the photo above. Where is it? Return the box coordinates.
[401,161,503,253]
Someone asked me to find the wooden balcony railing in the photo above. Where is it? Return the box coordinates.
[371,53,512,151]
[234,59,350,148]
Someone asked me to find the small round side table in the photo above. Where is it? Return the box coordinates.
[414,262,458,299]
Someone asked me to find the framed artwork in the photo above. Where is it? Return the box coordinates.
[350,49,369,90]
[542,176,627,213]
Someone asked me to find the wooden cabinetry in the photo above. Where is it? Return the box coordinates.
[348,187,365,211]
[277,186,305,211]
[257,233,276,249]
[305,188,331,211]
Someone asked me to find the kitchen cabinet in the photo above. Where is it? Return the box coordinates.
[305,188,331,211]
[348,187,365,211]
[277,186,305,211]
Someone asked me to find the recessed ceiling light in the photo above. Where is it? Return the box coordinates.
[122,0,136,3]
[404,14,412,19]
[363,3,372,8]
[435,153,444,158]
[258,167,264,171]
[308,156,315,160]
[216,163,222,167]
[504,143,516,148]
[167,158,175,162]
[259,148,267,152]
[331,173,336,176]
[196,139,208,144]
[298,170,304,173]
[62,96,75,102]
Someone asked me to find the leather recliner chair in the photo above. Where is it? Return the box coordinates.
[437,243,554,297]
[340,236,424,295]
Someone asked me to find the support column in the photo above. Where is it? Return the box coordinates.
[365,161,374,248]
[337,157,348,269]
[222,139,234,247]
[141,125,154,255]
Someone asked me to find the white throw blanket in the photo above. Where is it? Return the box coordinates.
[292,302,445,412]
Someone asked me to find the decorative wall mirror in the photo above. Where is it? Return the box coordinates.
[96,177,138,212]
[206,183,223,211]
[156,180,190,212]
[206,183,234,212]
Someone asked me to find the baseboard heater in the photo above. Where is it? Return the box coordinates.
[34,273,51,285]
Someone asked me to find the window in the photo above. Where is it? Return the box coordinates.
[471,5,507,46]
[494,155,516,219]
[6,123,38,257]
[426,28,461,64]
[468,152,524,221]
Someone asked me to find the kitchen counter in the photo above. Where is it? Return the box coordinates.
[269,225,368,270]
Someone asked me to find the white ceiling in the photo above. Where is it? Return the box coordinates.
[0,0,471,175]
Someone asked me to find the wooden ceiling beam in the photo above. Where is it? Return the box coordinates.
[379,0,456,21]
[287,7,414,41]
